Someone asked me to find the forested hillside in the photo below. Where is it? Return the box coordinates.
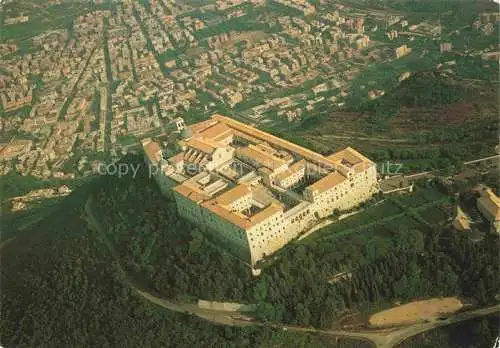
[2,151,499,347]
[397,315,499,348]
[365,71,468,120]
[0,174,368,348]
[82,155,500,329]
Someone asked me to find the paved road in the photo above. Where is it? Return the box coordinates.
[84,195,500,348]
[397,31,428,37]
[135,288,378,346]
[84,194,378,345]
[384,304,500,347]
[0,237,15,251]
[136,289,251,327]
[463,154,500,165]
[401,153,499,180]
[136,286,499,348]
[317,134,412,143]
[58,44,98,121]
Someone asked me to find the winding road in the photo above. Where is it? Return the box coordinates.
[135,286,499,348]
[84,195,499,348]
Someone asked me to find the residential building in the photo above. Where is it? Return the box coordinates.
[440,42,452,53]
[395,44,411,58]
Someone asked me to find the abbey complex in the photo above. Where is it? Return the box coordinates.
[143,114,378,274]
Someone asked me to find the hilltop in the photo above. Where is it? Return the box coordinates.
[1,159,366,348]
[3,154,499,346]
[365,70,468,118]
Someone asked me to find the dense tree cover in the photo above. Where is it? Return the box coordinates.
[91,164,255,302]
[482,171,499,193]
[268,83,497,174]
[0,179,370,348]
[397,315,500,348]
[285,115,497,174]
[88,156,500,330]
[384,0,472,14]
[365,72,467,121]
[364,124,497,173]
[2,154,498,347]
[256,225,499,328]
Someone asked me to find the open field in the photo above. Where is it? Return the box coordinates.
[369,297,464,327]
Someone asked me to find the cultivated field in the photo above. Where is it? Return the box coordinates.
[369,297,463,327]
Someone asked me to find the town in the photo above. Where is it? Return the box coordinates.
[1,0,498,181]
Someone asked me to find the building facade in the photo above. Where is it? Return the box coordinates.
[143,114,379,274]
[477,187,500,234]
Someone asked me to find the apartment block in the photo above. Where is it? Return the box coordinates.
[143,114,378,274]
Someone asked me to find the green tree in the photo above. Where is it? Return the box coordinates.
[253,278,268,302]
[295,303,311,326]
